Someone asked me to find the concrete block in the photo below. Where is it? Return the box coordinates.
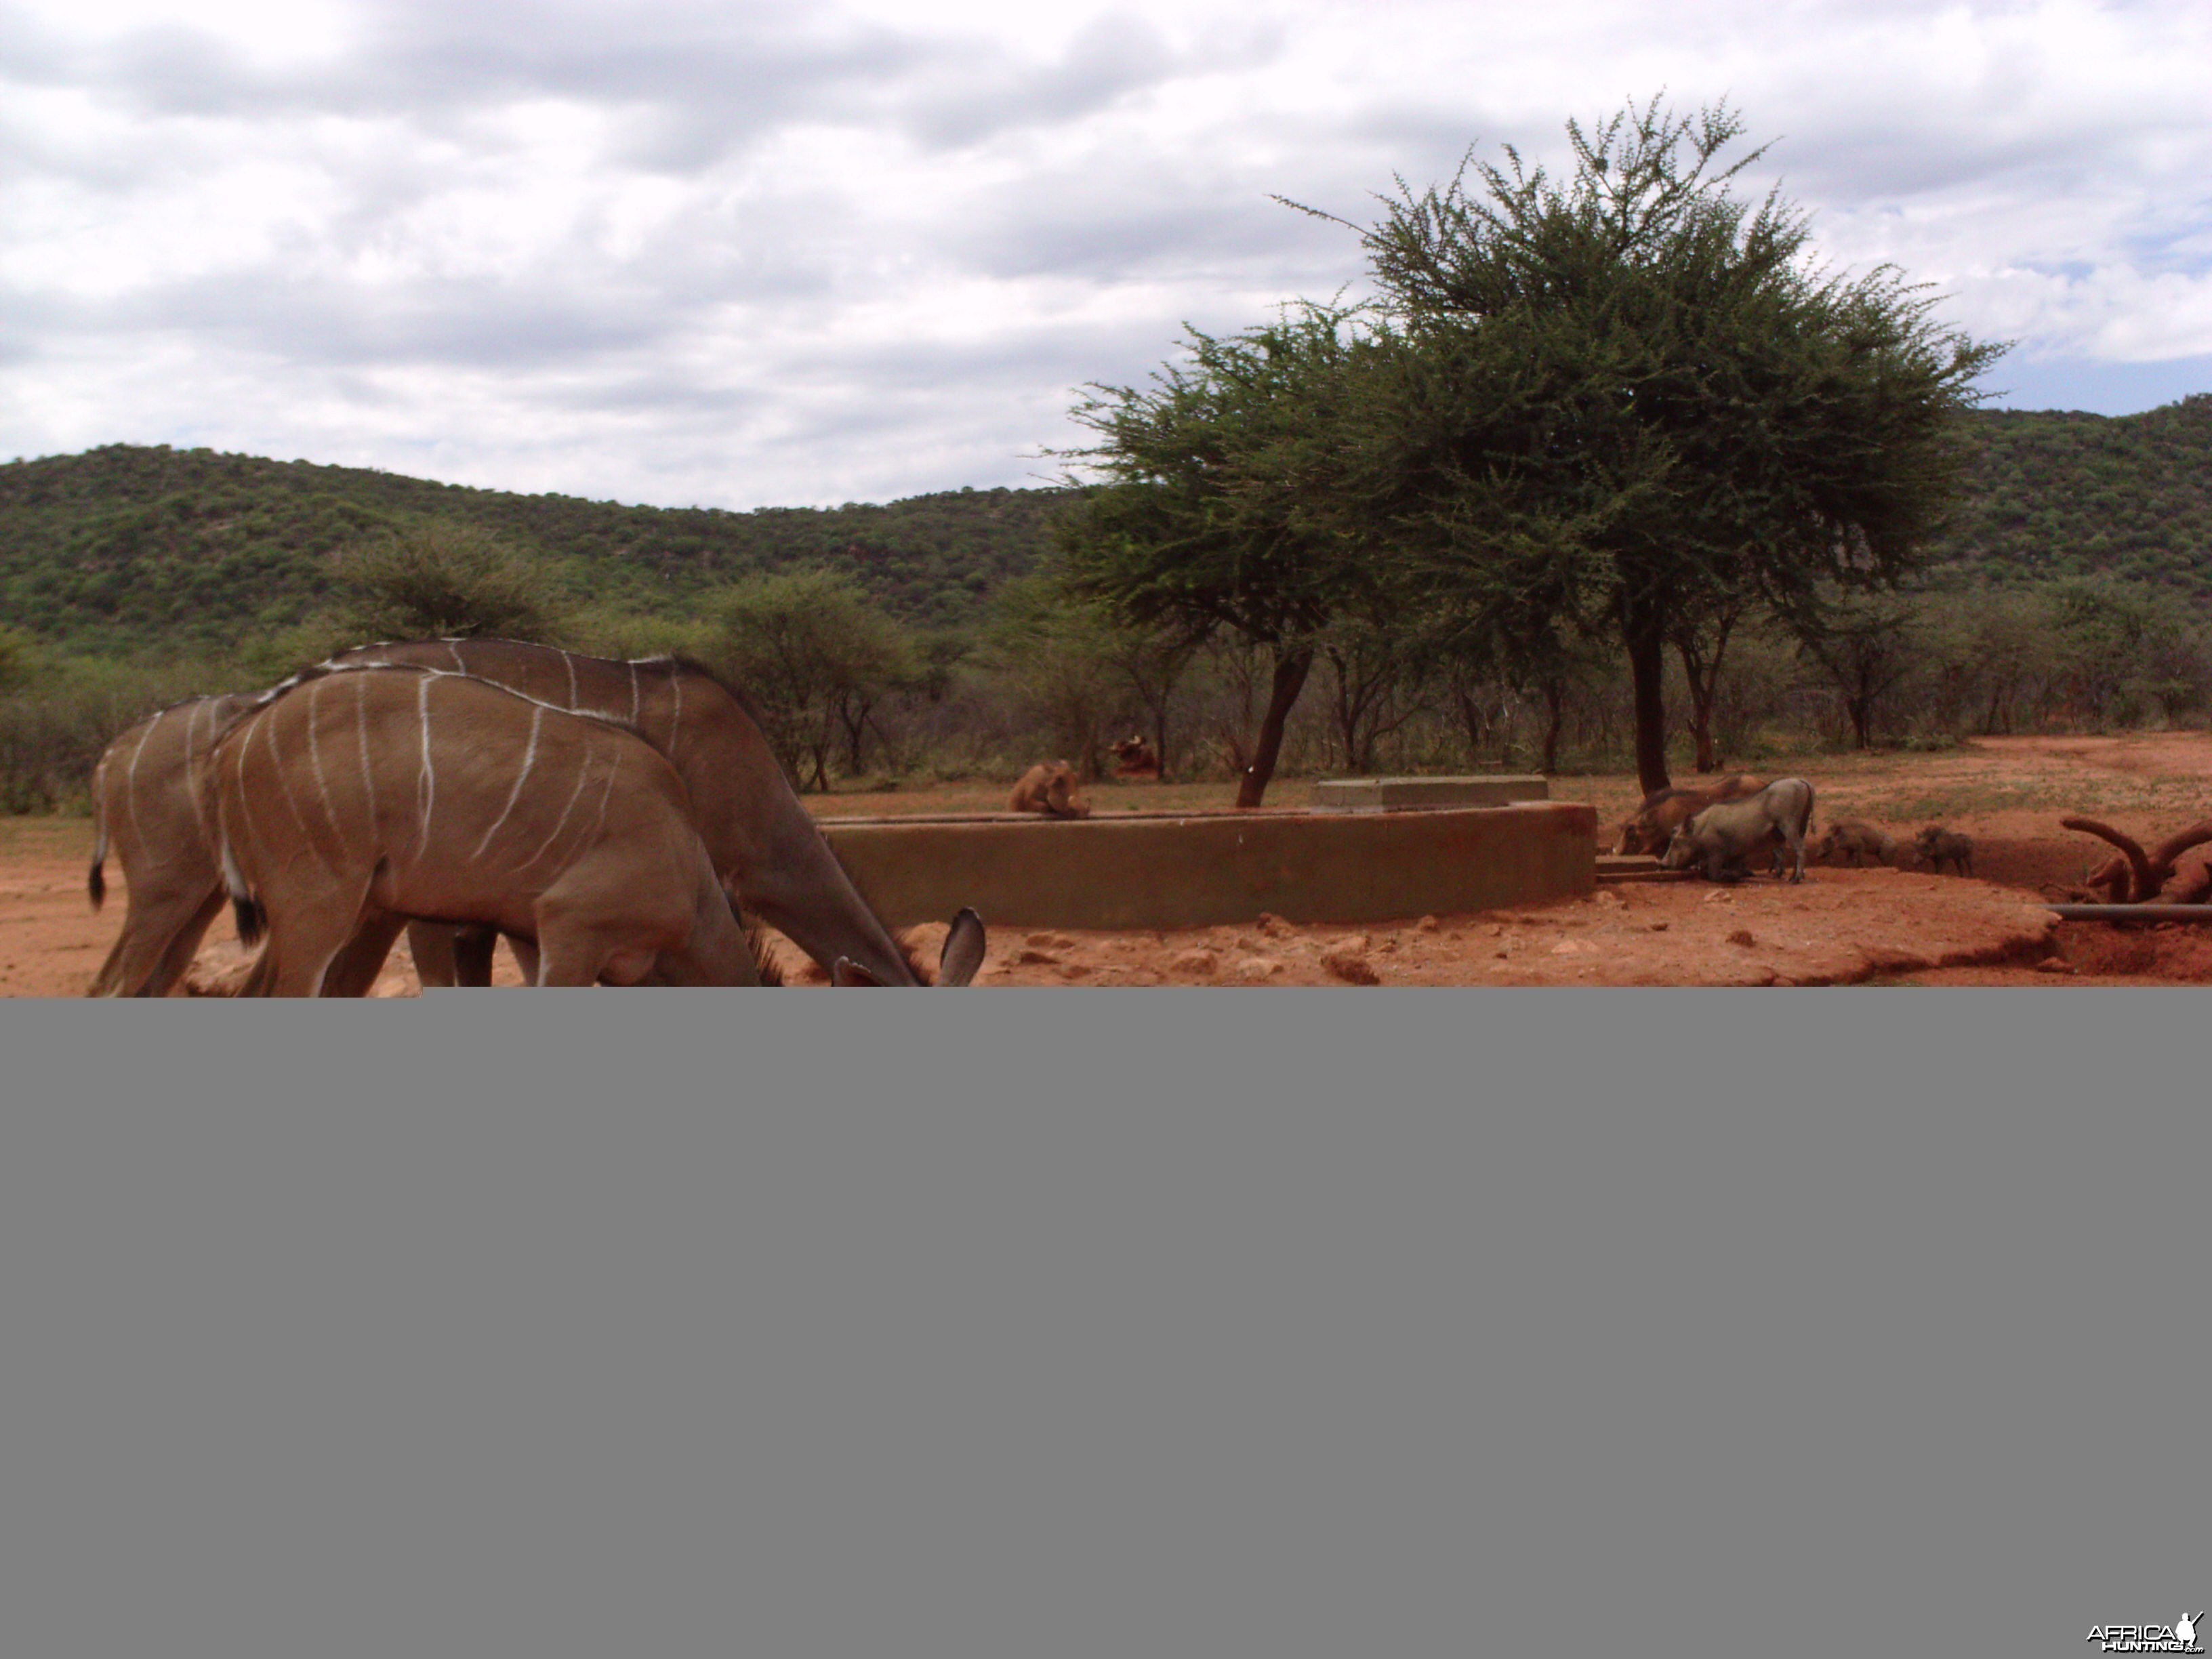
[819,801,1597,930]
[1311,775,1549,811]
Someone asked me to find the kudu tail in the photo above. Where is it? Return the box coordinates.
[87,795,108,911]
[218,833,264,948]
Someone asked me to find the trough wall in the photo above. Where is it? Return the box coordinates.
[819,801,1597,930]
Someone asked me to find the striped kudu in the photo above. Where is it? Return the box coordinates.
[87,638,941,992]
[214,664,815,992]
[86,693,259,997]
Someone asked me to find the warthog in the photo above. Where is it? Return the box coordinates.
[1612,774,1767,855]
[1009,760,1091,818]
[1111,735,1161,780]
[1813,820,1902,867]
[1660,777,1817,884]
[1915,825,1975,876]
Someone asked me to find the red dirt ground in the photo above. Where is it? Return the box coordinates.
[9,732,2212,993]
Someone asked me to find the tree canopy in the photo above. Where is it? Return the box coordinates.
[710,567,921,790]
[1326,97,2006,792]
[1054,303,1386,804]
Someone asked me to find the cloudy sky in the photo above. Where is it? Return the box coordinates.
[3,0,2209,509]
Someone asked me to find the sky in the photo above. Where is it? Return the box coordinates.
[3,0,2209,510]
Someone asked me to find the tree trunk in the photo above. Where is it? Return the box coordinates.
[1688,705,1718,772]
[1452,683,1491,761]
[1624,596,1672,796]
[1671,604,1739,776]
[1235,647,1313,809]
[1540,677,1565,774]
[838,693,876,777]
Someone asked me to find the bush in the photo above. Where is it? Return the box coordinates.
[325,520,568,647]
[0,654,237,815]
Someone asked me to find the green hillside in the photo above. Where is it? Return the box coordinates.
[4,392,2210,659]
[1931,394,2212,595]
[0,443,1071,655]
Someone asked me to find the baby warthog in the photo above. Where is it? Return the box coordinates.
[1660,777,1817,884]
[1914,825,1975,876]
[1613,774,1767,855]
[1009,760,1092,818]
[1813,820,1902,867]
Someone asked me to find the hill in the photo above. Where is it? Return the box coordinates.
[0,444,1071,655]
[1931,394,2212,596]
[4,393,2211,658]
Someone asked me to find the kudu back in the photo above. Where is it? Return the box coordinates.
[213,666,766,994]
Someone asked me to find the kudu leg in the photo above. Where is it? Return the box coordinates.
[136,887,233,997]
[407,922,462,987]
[401,922,501,988]
[314,918,396,997]
[449,925,499,987]
[316,913,411,997]
[253,883,384,997]
[88,880,224,998]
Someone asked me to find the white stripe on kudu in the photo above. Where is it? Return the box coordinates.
[125,704,165,843]
[520,740,597,872]
[415,674,436,858]
[565,651,579,712]
[305,677,344,851]
[354,671,378,827]
[590,741,621,840]
[263,692,318,848]
[472,703,544,859]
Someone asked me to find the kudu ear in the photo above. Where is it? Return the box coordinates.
[938,908,986,987]
[831,956,886,987]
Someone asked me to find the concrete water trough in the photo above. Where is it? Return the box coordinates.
[818,800,1597,931]
[1310,774,1550,811]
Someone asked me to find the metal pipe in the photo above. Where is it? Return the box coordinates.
[2046,904,2212,922]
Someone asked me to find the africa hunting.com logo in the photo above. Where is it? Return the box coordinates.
[2088,1614,2205,1654]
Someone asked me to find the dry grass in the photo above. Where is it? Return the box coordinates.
[0,815,94,863]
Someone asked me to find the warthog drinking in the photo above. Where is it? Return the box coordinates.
[1660,777,1817,884]
[1914,825,1975,876]
[1613,774,1767,855]
[1813,820,1902,867]
[1009,760,1091,818]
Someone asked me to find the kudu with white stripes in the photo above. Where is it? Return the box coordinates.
[87,636,938,991]
[215,665,775,993]
[85,693,258,998]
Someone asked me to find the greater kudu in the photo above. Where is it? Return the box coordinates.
[87,638,936,991]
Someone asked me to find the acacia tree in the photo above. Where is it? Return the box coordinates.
[1317,607,1432,775]
[1337,98,2002,796]
[1054,304,1384,807]
[712,567,918,790]
[1796,590,1917,749]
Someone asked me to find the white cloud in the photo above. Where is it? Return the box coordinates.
[2,0,2209,506]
